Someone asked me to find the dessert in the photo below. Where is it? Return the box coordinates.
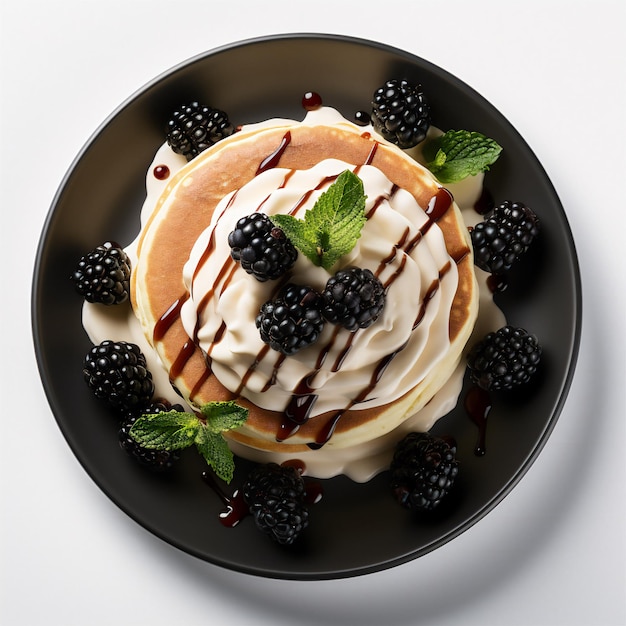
[69,69,548,546]
[80,92,512,483]
[134,110,477,443]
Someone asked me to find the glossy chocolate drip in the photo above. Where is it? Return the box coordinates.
[202,461,322,529]
[413,280,441,330]
[289,174,339,216]
[235,344,271,396]
[191,190,240,287]
[189,369,211,403]
[427,187,454,221]
[153,294,189,342]
[279,169,296,189]
[308,340,409,449]
[188,321,227,401]
[315,325,341,370]
[464,385,491,456]
[302,91,323,111]
[170,340,195,380]
[256,131,291,174]
[331,333,357,373]
[363,141,378,165]
[260,353,287,392]
[153,164,170,180]
[473,187,494,216]
[367,184,398,219]
[278,374,319,441]
[193,260,238,341]
[202,471,248,528]
[487,273,508,293]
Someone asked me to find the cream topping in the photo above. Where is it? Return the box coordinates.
[179,157,459,417]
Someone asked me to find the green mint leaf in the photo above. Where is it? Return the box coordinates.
[268,213,320,264]
[200,400,249,434]
[195,426,237,484]
[425,130,502,183]
[129,410,200,450]
[271,169,367,271]
[129,401,249,484]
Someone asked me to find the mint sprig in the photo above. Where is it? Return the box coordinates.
[424,130,502,183]
[271,169,367,271]
[129,401,248,483]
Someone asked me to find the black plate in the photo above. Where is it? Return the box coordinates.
[32,34,581,580]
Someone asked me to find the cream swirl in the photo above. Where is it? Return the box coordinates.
[179,157,460,417]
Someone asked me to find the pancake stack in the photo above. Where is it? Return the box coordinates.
[131,111,479,460]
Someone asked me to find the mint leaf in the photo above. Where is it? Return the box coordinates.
[270,213,320,264]
[201,400,249,434]
[129,410,200,450]
[424,130,502,183]
[271,169,367,271]
[129,401,249,484]
[196,428,237,485]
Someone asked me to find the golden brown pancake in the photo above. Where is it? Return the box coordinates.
[131,120,478,453]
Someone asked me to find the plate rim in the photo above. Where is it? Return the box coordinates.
[31,32,583,580]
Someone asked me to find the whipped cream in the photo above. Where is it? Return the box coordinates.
[180,157,459,417]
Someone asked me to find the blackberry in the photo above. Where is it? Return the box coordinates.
[83,340,154,412]
[228,213,297,281]
[390,432,459,512]
[166,102,234,161]
[371,79,430,149]
[471,201,540,274]
[256,284,324,355]
[467,325,542,391]
[242,463,309,545]
[322,267,385,331]
[119,400,184,471]
[71,241,131,305]
[353,110,371,126]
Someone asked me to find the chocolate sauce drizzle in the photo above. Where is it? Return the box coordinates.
[153,294,189,342]
[464,385,492,456]
[152,133,463,449]
[256,131,291,175]
[202,461,322,528]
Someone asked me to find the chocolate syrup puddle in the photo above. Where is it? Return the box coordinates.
[487,273,508,294]
[202,471,248,528]
[202,462,323,529]
[277,374,319,441]
[464,385,492,456]
[473,187,495,216]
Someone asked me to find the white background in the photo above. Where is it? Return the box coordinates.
[2,1,625,625]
